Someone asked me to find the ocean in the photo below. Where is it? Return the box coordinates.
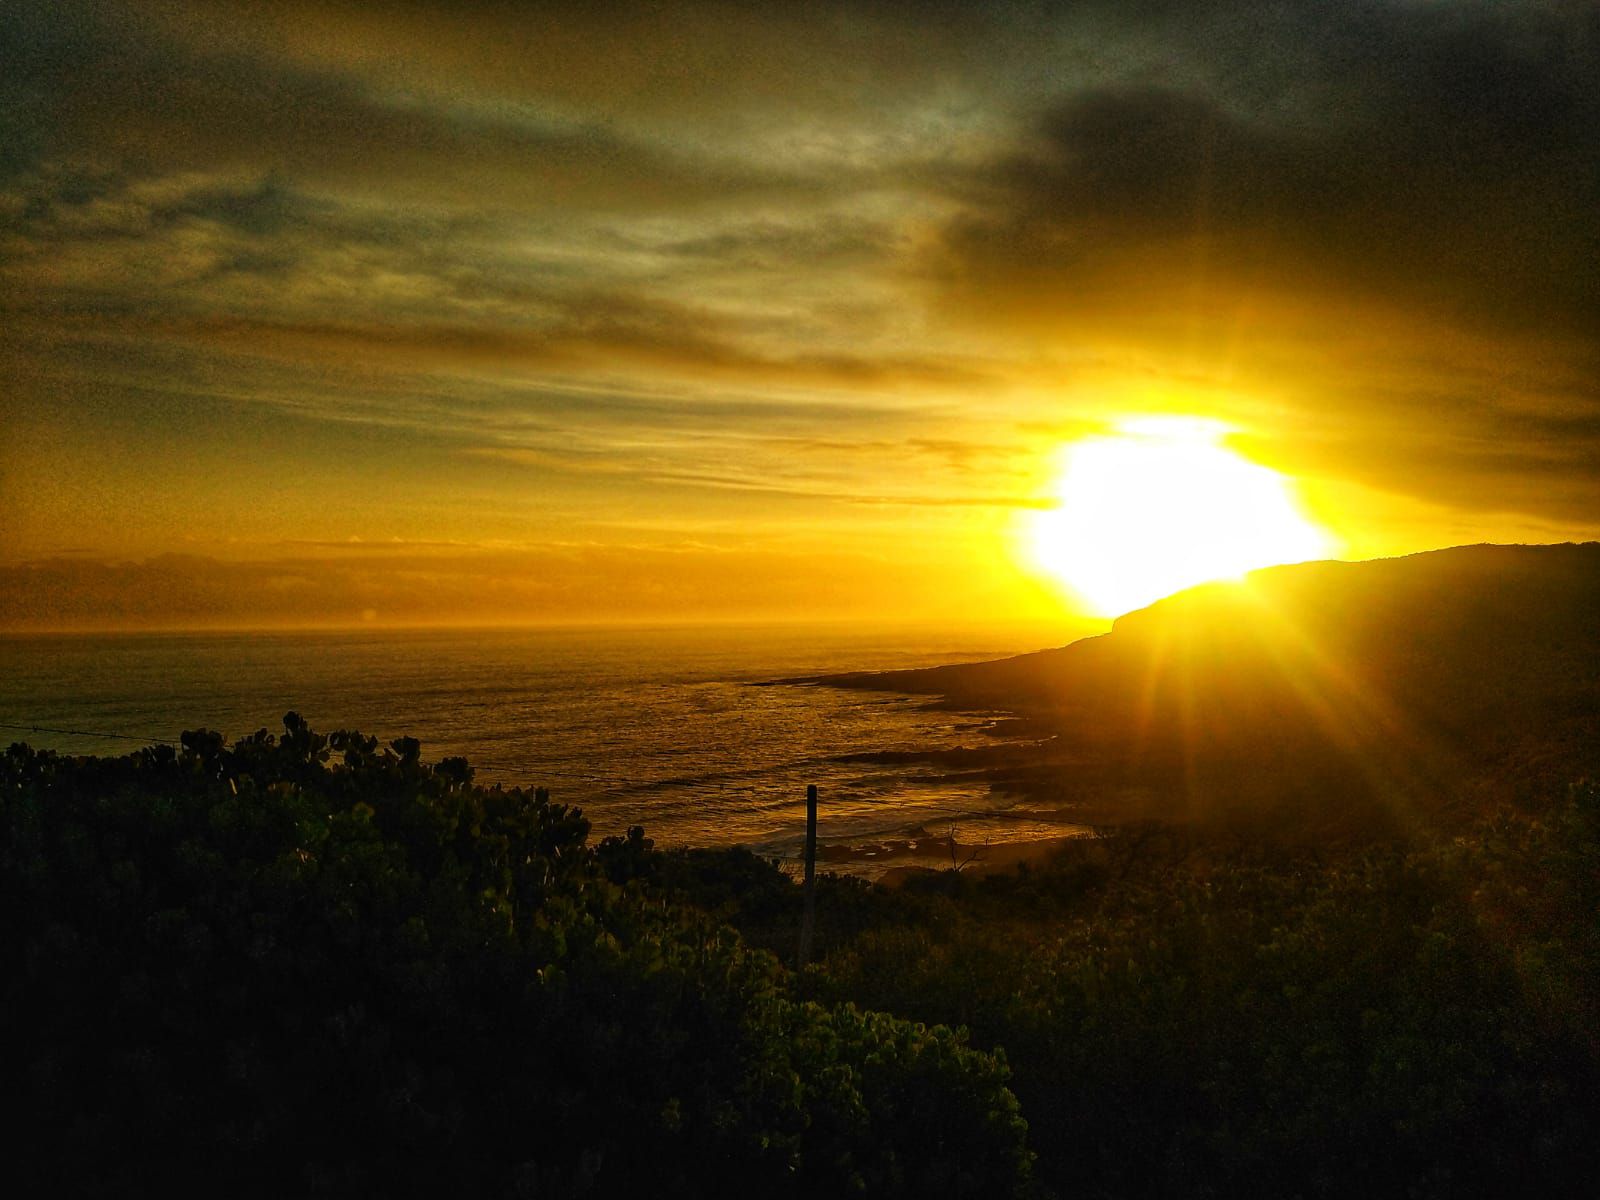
[0,620,1093,863]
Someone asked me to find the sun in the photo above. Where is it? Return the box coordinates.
[1029,418,1333,617]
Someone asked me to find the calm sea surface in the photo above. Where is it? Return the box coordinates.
[0,621,1090,861]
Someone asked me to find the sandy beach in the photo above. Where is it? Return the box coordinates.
[810,828,1099,886]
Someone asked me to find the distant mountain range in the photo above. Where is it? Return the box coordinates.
[817,544,1600,835]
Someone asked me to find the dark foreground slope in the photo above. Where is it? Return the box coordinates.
[6,708,1599,1199]
[1,722,1032,1198]
[820,543,1600,833]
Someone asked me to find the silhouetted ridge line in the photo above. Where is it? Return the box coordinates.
[803,543,1600,833]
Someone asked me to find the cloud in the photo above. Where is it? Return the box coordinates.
[0,152,974,405]
[4,0,1599,625]
[2,2,829,215]
[918,1,1598,338]
[937,65,1598,336]
[915,2,1600,524]
[110,0,1048,131]
[462,415,1045,514]
[0,540,1037,631]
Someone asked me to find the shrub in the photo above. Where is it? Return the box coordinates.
[1,718,1033,1198]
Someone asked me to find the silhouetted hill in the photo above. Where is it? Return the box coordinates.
[817,544,1600,832]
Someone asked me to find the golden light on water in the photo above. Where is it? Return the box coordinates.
[1029,418,1334,617]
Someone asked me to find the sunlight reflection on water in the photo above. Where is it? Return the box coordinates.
[0,622,1087,857]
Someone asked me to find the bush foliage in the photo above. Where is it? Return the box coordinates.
[655,794,1600,1198]
[2,716,1031,1197]
[8,714,1598,1197]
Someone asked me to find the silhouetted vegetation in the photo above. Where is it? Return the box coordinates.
[8,713,1599,1197]
[651,793,1600,1198]
[2,717,1031,1198]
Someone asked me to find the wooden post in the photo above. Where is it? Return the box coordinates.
[797,784,818,967]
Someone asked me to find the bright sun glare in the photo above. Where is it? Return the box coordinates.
[1030,418,1332,617]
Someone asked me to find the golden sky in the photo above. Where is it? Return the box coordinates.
[2,1,1597,629]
